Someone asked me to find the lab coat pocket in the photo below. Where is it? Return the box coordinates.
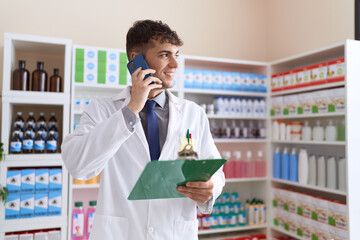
[173,219,198,240]
[89,213,128,240]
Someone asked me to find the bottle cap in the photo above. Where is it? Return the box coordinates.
[17,112,22,115]
[291,148,297,154]
[50,112,55,116]
[29,112,34,116]
[54,68,59,75]
[40,112,44,116]
[89,201,97,206]
[37,61,44,69]
[75,202,83,207]
[247,151,252,158]
[19,60,25,68]
[234,151,241,159]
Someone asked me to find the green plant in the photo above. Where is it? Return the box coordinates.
[0,185,8,205]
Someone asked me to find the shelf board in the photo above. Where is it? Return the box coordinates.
[3,216,67,233]
[271,82,345,96]
[183,54,268,67]
[208,115,267,120]
[215,139,267,143]
[72,184,100,189]
[271,226,302,240]
[226,177,267,183]
[271,178,346,196]
[2,91,70,105]
[198,224,267,235]
[271,112,345,119]
[184,88,267,97]
[73,82,128,90]
[2,154,64,167]
[272,140,346,146]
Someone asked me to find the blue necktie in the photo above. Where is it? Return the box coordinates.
[145,100,160,161]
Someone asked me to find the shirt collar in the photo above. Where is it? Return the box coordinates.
[149,90,166,108]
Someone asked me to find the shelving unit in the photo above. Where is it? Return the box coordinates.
[271,140,345,146]
[0,33,72,240]
[271,112,345,120]
[198,225,267,235]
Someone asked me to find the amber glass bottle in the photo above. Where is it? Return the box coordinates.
[12,60,30,91]
[32,62,48,91]
[49,68,62,92]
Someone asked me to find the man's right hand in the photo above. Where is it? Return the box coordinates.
[127,67,163,114]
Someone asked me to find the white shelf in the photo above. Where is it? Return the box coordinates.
[184,88,267,97]
[208,115,267,120]
[2,91,70,105]
[271,112,345,119]
[2,154,64,167]
[271,178,346,196]
[73,82,128,91]
[198,224,267,235]
[271,82,345,96]
[72,184,100,189]
[271,226,302,240]
[214,138,267,143]
[184,54,268,67]
[3,216,67,233]
[226,177,267,183]
[272,140,345,146]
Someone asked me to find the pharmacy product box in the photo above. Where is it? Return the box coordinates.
[271,73,283,92]
[311,196,328,224]
[329,88,345,112]
[240,73,251,92]
[49,168,62,192]
[202,70,213,89]
[5,194,20,219]
[297,192,313,218]
[309,62,327,86]
[192,69,202,89]
[295,67,311,88]
[84,48,98,85]
[299,217,313,240]
[258,74,267,93]
[312,89,330,113]
[282,210,291,231]
[288,212,298,235]
[5,235,19,240]
[48,191,62,216]
[20,193,34,218]
[21,169,35,194]
[212,71,222,90]
[328,200,347,230]
[106,51,120,86]
[283,70,297,90]
[34,232,48,240]
[222,72,233,90]
[35,169,49,193]
[283,95,298,116]
[284,189,297,214]
[184,69,193,88]
[327,58,345,83]
[231,72,241,91]
[297,92,313,115]
[19,233,34,240]
[35,193,48,217]
[329,225,348,240]
[312,220,331,240]
[119,52,128,86]
[48,230,61,240]
[272,187,280,209]
[7,170,21,194]
[249,73,258,92]
[270,96,283,116]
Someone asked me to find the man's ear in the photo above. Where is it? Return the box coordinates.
[130,52,139,61]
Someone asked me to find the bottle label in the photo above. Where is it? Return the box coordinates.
[202,217,210,228]
[210,215,218,227]
[238,213,247,224]
[14,121,24,130]
[10,142,22,152]
[228,215,237,225]
[47,140,57,151]
[73,213,84,237]
[87,212,95,236]
[37,121,46,130]
[34,140,45,150]
[219,215,227,226]
[22,140,34,150]
[26,121,35,130]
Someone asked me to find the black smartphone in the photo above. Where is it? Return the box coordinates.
[127,54,153,80]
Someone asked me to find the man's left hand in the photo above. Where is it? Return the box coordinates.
[177,180,213,205]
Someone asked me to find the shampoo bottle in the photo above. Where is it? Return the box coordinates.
[273,147,281,179]
[317,155,326,188]
[327,156,337,189]
[313,120,324,141]
[289,148,298,182]
[301,120,311,141]
[298,148,309,184]
[308,155,317,186]
[325,120,337,141]
[281,148,290,180]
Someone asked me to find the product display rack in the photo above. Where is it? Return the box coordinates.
[0,33,72,240]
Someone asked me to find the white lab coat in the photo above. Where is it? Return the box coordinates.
[62,86,225,240]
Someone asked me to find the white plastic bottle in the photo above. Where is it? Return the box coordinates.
[317,155,326,188]
[325,120,337,141]
[301,120,311,141]
[313,120,324,141]
[272,120,279,140]
[338,157,346,191]
[279,120,286,141]
[308,155,317,186]
[298,148,309,184]
[229,97,237,116]
[235,97,242,116]
[223,97,230,115]
[241,97,247,116]
[214,96,220,115]
[246,97,253,116]
[253,98,260,117]
[259,98,266,117]
[327,156,337,189]
[286,121,292,141]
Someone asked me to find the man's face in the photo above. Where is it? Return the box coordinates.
[144,39,179,89]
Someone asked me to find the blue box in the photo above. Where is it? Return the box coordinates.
[212,71,222,90]
[192,70,202,89]
[258,75,268,93]
[35,193,48,217]
[48,192,61,216]
[5,194,20,220]
[35,169,49,193]
[249,73,259,92]
[49,168,62,192]
[21,169,35,194]
[231,72,241,91]
[202,70,213,89]
[240,73,250,92]
[20,193,34,218]
[7,170,21,195]
[184,69,193,89]
[222,72,233,90]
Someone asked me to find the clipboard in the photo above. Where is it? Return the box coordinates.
[128,159,226,200]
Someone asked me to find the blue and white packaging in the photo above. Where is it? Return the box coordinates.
[48,192,62,216]
[20,193,34,218]
[5,194,20,220]
[231,72,241,91]
[84,48,98,84]
[240,73,251,91]
[21,169,35,194]
[249,74,259,92]
[192,70,202,89]
[35,193,48,217]
[49,168,62,192]
[184,69,193,89]
[222,72,233,90]
[7,170,21,194]
[202,70,213,89]
[35,169,49,193]
[212,71,222,90]
[258,75,268,92]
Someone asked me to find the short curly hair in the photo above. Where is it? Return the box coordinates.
[126,20,183,60]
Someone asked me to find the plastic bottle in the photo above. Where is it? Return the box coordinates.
[229,97,236,115]
[338,157,346,192]
[22,129,34,154]
[325,120,337,141]
[241,97,247,116]
[47,130,58,153]
[238,206,247,226]
[272,120,279,140]
[308,155,317,186]
[239,120,248,139]
[253,98,260,117]
[214,96,223,115]
[221,120,231,138]
[289,148,298,182]
[286,121,292,141]
[201,214,211,230]
[337,120,346,141]
[222,151,233,179]
[327,156,337,189]
[48,113,58,131]
[86,201,97,239]
[223,97,230,115]
[245,151,254,178]
[233,151,242,178]
[298,148,309,184]
[281,148,290,180]
[32,61,48,92]
[301,120,311,141]
[12,60,30,91]
[313,120,324,141]
[230,120,240,138]
[235,97,241,116]
[246,98,253,116]
[258,121,266,139]
[207,104,214,115]
[279,120,286,141]
[317,155,326,188]
[36,112,47,131]
[72,202,85,240]
[13,112,24,131]
[273,147,281,179]
[259,98,266,117]
[255,150,266,177]
[49,68,62,92]
[34,131,46,154]
[10,131,22,154]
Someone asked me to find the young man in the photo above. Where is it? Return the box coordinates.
[62,20,225,239]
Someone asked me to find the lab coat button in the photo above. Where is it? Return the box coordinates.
[148,227,154,233]
[129,121,133,125]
